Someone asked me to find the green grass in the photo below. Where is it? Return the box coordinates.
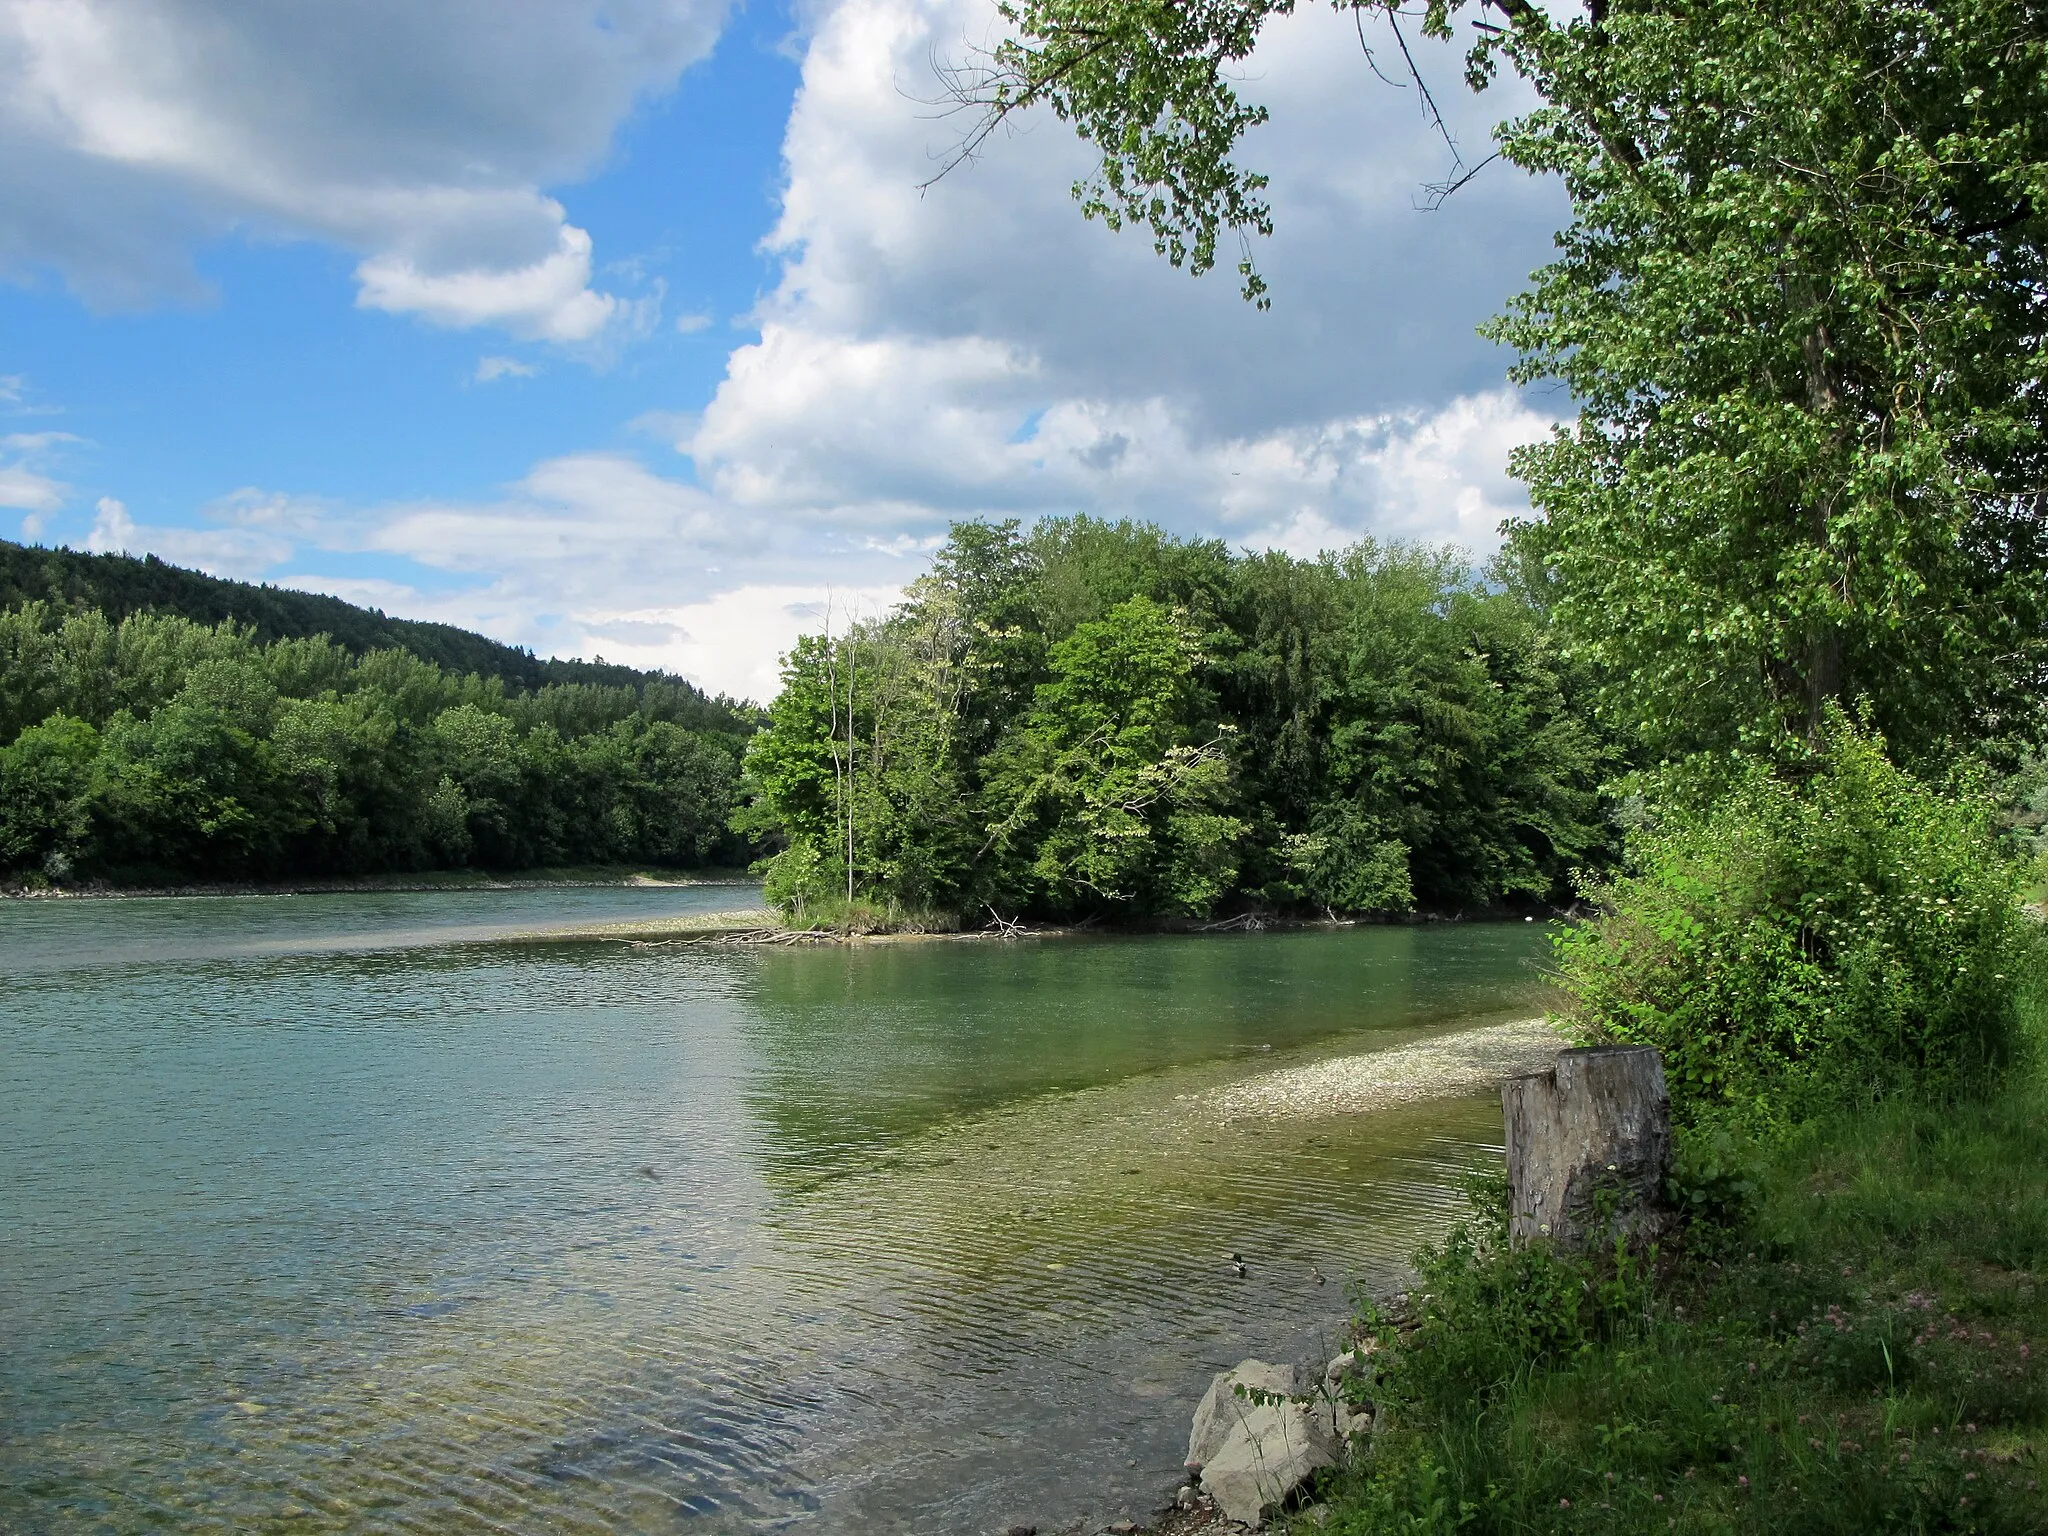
[781,894,964,935]
[1303,1072,2048,1534]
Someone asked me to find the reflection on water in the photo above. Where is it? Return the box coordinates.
[1,895,1550,1534]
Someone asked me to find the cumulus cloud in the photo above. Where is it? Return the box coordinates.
[0,426,81,535]
[264,453,912,700]
[86,494,295,578]
[19,0,1574,700]
[0,0,728,337]
[673,0,1566,564]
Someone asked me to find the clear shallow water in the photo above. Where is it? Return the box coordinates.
[0,892,1552,1534]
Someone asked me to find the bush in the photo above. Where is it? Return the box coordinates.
[1554,715,2035,1128]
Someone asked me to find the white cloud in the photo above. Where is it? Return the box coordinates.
[358,225,617,342]
[675,310,714,334]
[0,1,729,337]
[15,0,1574,703]
[668,0,1566,567]
[0,465,65,519]
[0,424,80,533]
[474,355,540,384]
[574,585,905,702]
[85,492,298,578]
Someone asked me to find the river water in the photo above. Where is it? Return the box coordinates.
[1,888,1551,1535]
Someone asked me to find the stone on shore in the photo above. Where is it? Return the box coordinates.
[1318,1342,1378,1440]
[1184,1358,1340,1527]
[1198,1396,1338,1528]
[1185,1359,1303,1469]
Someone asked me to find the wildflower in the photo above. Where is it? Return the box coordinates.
[1559,1497,1571,1509]
[1738,1475,1750,1489]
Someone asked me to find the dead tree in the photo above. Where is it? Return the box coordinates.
[1503,1046,1672,1249]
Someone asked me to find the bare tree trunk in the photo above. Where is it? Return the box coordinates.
[1503,1046,1672,1250]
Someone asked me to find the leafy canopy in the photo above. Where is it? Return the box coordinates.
[965,0,2048,762]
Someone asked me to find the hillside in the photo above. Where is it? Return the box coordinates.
[0,537,754,727]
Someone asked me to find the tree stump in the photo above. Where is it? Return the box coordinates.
[1503,1046,1671,1249]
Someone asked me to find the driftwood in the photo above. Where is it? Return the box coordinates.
[1503,1046,1671,1250]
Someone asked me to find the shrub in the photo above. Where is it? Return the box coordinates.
[1555,714,2035,1128]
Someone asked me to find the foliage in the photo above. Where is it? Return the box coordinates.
[983,595,1241,914]
[0,536,756,728]
[1309,1060,2048,1535]
[1486,0,2048,763]
[1554,716,2034,1128]
[969,0,2048,767]
[0,601,751,883]
[737,518,1618,923]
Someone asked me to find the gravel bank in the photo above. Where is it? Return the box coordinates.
[1195,1017,1566,1120]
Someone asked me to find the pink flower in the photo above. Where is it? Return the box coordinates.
[1738,1476,1750,1489]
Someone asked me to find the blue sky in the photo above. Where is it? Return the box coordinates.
[0,0,1566,701]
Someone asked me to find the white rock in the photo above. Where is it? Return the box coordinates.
[1198,1398,1338,1528]
[1185,1359,1302,1470]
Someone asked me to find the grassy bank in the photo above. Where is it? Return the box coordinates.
[1302,1068,2048,1534]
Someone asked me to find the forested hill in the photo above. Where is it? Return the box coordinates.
[0,537,746,725]
[0,540,761,886]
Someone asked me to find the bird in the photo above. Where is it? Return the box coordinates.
[637,1164,661,1180]
[1227,1251,1247,1278]
[1310,1265,1326,1286]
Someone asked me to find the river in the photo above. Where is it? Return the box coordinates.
[1,887,1553,1534]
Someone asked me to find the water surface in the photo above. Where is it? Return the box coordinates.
[1,891,1551,1533]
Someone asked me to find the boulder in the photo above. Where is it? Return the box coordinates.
[1198,1397,1338,1527]
[1185,1359,1303,1469]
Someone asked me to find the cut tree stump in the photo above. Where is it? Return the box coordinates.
[1503,1046,1672,1250]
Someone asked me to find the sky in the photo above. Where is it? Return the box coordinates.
[0,0,1569,704]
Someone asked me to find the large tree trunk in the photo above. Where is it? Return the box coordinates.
[1503,1046,1672,1250]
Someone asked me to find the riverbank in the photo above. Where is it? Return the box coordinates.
[0,864,756,901]
[1069,1065,2048,1536]
[1293,1065,2048,1534]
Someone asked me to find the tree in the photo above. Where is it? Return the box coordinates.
[963,0,2048,762]
[982,595,1243,915]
